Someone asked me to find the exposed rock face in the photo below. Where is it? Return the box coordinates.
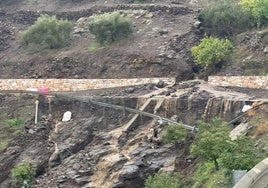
[0,118,54,187]
[0,82,251,187]
[48,118,96,168]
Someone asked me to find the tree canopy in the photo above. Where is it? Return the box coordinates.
[190,118,231,170]
[199,0,254,35]
[220,136,260,170]
[191,118,263,171]
[239,0,268,26]
[191,36,234,69]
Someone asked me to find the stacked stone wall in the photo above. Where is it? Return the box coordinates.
[208,76,268,89]
[0,78,175,91]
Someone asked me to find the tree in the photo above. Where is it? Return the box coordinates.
[161,124,187,144]
[88,12,133,45]
[239,0,268,26]
[145,172,181,188]
[190,118,231,170]
[191,36,234,69]
[199,0,254,35]
[190,118,262,171]
[220,136,260,170]
[21,14,72,49]
[11,162,36,187]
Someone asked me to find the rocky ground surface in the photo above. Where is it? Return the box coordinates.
[0,0,202,81]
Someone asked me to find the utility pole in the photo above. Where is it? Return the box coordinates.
[46,95,54,114]
[35,100,39,124]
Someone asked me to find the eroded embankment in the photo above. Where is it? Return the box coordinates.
[0,85,264,187]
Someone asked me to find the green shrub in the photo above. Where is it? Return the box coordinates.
[239,0,268,26]
[0,140,10,151]
[6,117,24,128]
[191,36,234,69]
[192,162,214,188]
[162,124,187,144]
[193,162,231,188]
[206,168,231,188]
[145,172,181,188]
[219,136,261,170]
[21,14,72,49]
[88,12,133,45]
[199,0,255,35]
[11,162,36,187]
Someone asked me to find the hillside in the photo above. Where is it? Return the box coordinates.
[0,0,202,81]
[0,0,267,187]
[0,0,267,79]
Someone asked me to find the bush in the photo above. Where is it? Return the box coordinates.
[21,14,72,49]
[6,117,24,128]
[192,162,214,188]
[193,162,231,188]
[239,0,268,26]
[145,172,181,188]
[191,36,234,69]
[219,136,261,170]
[162,124,187,144]
[11,162,36,187]
[199,0,255,35]
[88,12,133,45]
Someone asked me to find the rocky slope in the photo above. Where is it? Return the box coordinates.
[0,0,267,187]
[0,0,202,81]
[0,80,267,187]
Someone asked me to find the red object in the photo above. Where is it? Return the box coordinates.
[37,88,49,93]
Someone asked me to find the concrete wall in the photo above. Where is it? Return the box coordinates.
[0,78,175,91]
[208,76,268,89]
[233,157,268,188]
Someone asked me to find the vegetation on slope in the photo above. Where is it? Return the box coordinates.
[21,14,72,49]
[88,12,133,45]
[11,162,36,187]
[0,0,267,187]
[146,117,265,187]
[0,117,25,150]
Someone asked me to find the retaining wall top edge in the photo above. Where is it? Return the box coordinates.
[0,78,175,80]
[209,76,268,78]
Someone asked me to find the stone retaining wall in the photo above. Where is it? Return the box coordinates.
[11,5,192,25]
[208,76,268,89]
[0,78,175,91]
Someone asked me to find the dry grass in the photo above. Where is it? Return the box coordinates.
[250,112,268,139]
[248,103,268,139]
[252,120,268,138]
[235,45,250,61]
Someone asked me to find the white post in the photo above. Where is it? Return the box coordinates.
[35,100,39,124]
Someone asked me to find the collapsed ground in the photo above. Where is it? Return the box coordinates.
[0,0,267,187]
